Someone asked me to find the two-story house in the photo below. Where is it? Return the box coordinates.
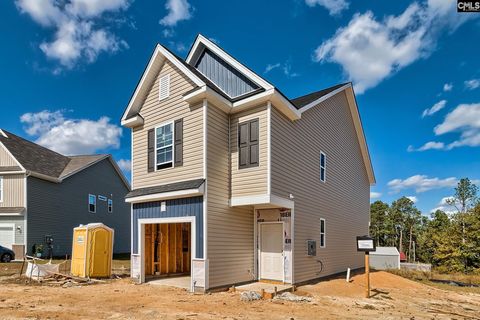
[0,130,131,258]
[123,35,375,292]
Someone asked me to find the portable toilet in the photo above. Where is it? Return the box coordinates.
[71,223,114,278]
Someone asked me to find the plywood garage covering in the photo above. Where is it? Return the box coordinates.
[144,223,191,276]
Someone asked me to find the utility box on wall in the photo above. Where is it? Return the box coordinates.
[307,240,316,256]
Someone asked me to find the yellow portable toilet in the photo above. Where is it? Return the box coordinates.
[71,223,114,278]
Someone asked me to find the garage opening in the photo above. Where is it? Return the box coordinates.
[144,223,191,287]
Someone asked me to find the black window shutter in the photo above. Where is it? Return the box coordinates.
[174,118,183,166]
[147,129,155,172]
[238,118,259,169]
[249,119,259,165]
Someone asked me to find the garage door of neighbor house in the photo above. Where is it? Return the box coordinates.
[0,224,15,249]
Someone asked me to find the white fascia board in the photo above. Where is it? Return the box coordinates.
[0,171,25,175]
[298,83,351,113]
[230,194,294,209]
[121,44,206,124]
[0,129,7,138]
[186,35,274,91]
[121,115,144,128]
[183,86,232,113]
[125,185,204,204]
[270,90,301,120]
[28,171,61,183]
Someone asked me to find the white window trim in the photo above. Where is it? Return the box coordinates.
[154,121,175,171]
[0,176,3,203]
[320,218,326,248]
[320,151,326,183]
[159,74,170,101]
[108,199,113,213]
[88,194,96,213]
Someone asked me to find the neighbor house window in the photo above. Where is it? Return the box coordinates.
[108,199,113,213]
[320,152,326,182]
[155,122,174,170]
[320,218,326,248]
[0,176,3,202]
[238,118,259,169]
[88,194,96,213]
[159,74,170,100]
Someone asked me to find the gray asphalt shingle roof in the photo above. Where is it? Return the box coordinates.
[126,178,205,198]
[0,130,110,180]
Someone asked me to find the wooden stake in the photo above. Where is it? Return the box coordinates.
[365,252,370,298]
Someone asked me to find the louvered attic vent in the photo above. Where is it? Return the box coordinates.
[159,74,170,100]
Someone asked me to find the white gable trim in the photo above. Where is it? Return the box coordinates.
[121,44,206,127]
[298,84,351,113]
[186,35,274,91]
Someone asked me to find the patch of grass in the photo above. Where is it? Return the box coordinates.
[388,269,480,293]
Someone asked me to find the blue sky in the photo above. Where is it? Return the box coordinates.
[1,0,479,214]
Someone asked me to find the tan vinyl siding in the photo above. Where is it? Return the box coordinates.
[0,174,25,207]
[207,104,254,288]
[230,105,268,198]
[0,144,18,167]
[270,91,370,283]
[132,60,204,189]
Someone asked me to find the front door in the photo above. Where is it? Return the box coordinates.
[260,223,284,281]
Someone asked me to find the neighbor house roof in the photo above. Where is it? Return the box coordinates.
[0,130,130,188]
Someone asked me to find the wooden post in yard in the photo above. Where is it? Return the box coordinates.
[365,252,370,298]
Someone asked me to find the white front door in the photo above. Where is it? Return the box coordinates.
[0,224,15,249]
[260,223,284,281]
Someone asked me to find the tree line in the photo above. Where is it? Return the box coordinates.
[370,178,480,273]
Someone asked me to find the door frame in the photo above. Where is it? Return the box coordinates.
[258,221,285,283]
[138,216,196,291]
[0,223,15,249]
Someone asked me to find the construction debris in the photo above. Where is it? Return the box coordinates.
[273,292,313,303]
[239,291,262,301]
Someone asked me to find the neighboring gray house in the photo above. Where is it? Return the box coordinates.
[0,129,130,258]
[122,35,375,292]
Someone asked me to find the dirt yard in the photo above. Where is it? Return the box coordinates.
[0,264,479,319]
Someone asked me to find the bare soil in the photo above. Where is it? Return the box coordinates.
[0,264,479,319]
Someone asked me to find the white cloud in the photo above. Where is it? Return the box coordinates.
[20,110,122,155]
[117,159,131,172]
[422,100,447,118]
[15,0,130,69]
[159,0,192,27]
[388,175,458,193]
[409,141,445,152]
[464,79,480,90]
[265,63,281,73]
[370,191,382,199]
[434,103,480,149]
[430,196,457,214]
[264,61,299,78]
[406,196,418,203]
[313,1,477,94]
[443,83,453,92]
[305,0,349,16]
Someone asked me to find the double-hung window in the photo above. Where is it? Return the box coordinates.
[108,199,113,213]
[156,122,174,170]
[88,194,96,213]
[320,218,326,248]
[320,152,326,182]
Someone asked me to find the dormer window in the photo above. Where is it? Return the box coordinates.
[159,74,170,100]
